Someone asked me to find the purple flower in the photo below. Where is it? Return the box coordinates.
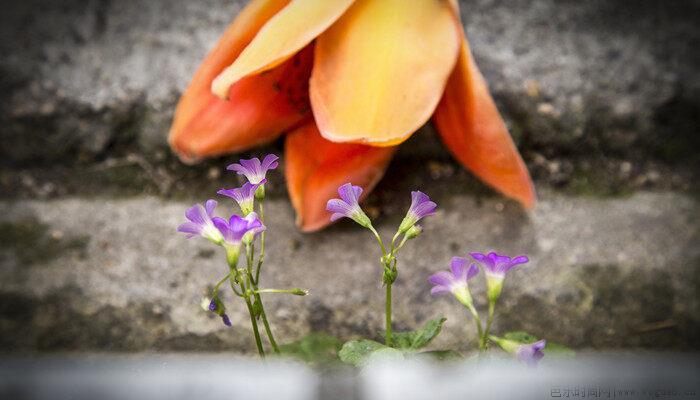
[326,183,372,228]
[516,340,546,366]
[177,199,224,244]
[470,252,529,278]
[212,212,266,248]
[221,314,232,327]
[399,191,437,232]
[428,257,479,307]
[227,154,278,184]
[470,252,529,301]
[218,179,266,215]
[208,299,217,312]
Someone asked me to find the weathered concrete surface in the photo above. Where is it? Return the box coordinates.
[1,0,698,166]
[1,191,697,352]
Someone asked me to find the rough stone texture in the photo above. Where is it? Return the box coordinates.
[1,191,697,352]
[1,0,699,166]
[1,0,699,355]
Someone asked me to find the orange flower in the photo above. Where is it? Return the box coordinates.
[169,0,535,232]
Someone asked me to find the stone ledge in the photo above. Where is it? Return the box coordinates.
[1,191,697,352]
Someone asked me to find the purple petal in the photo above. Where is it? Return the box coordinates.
[466,263,479,280]
[212,217,229,237]
[208,299,217,311]
[261,154,279,171]
[412,200,437,219]
[337,183,361,205]
[185,204,207,225]
[177,222,201,237]
[326,199,354,217]
[502,255,529,274]
[410,191,437,219]
[428,271,454,287]
[228,214,249,234]
[330,213,345,222]
[239,158,262,177]
[222,314,232,327]
[430,285,451,296]
[517,340,546,366]
[450,257,468,280]
[204,199,217,218]
[470,252,496,272]
[532,339,546,352]
[227,162,248,174]
[217,188,239,200]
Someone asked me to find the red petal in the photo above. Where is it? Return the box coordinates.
[169,0,315,162]
[285,121,397,231]
[433,36,536,208]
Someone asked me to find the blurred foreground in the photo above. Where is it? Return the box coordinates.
[1,353,698,400]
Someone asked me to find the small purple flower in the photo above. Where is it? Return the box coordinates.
[326,183,372,228]
[208,299,217,312]
[470,252,529,301]
[177,199,224,244]
[212,212,266,248]
[221,314,232,327]
[428,257,479,307]
[470,252,529,278]
[516,340,546,366]
[399,191,437,232]
[227,154,278,184]
[218,179,266,215]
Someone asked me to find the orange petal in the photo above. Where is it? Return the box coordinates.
[212,0,354,98]
[171,45,314,162]
[170,0,289,142]
[170,0,317,162]
[433,35,536,208]
[285,121,397,232]
[309,0,460,146]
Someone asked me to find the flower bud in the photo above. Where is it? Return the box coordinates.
[404,225,422,240]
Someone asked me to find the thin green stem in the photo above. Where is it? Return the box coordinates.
[228,254,265,357]
[244,296,265,357]
[385,283,393,347]
[369,226,387,256]
[257,288,307,295]
[255,202,266,284]
[254,292,279,354]
[245,231,279,354]
[482,302,496,349]
[211,273,231,297]
[467,304,485,350]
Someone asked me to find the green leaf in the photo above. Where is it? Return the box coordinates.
[338,340,387,366]
[384,316,447,350]
[279,333,342,364]
[503,331,539,343]
[543,342,576,357]
[366,347,405,363]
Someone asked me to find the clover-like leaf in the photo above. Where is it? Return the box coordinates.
[385,316,447,350]
[366,347,405,363]
[338,340,387,366]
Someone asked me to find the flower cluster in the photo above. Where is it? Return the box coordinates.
[177,155,307,357]
[429,250,545,365]
[326,184,437,347]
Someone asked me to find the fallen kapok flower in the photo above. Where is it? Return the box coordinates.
[169,0,536,231]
